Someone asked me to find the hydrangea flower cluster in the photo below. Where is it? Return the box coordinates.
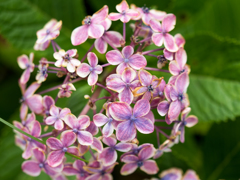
[14,1,199,179]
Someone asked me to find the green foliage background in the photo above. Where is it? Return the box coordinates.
[0,0,240,179]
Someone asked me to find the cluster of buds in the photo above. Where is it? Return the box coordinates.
[14,0,199,179]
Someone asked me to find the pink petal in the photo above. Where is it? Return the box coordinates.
[79,145,89,156]
[22,142,34,159]
[115,143,132,152]
[119,88,133,104]
[32,148,45,162]
[168,101,181,121]
[78,115,91,129]
[31,121,41,137]
[99,147,117,166]
[63,113,77,129]
[20,68,31,84]
[128,54,147,70]
[71,25,89,46]
[149,19,162,32]
[164,84,172,101]
[143,111,155,124]
[121,154,138,163]
[43,95,54,110]
[94,65,103,74]
[91,137,103,153]
[120,15,132,23]
[77,131,93,146]
[106,77,125,92]
[25,82,41,98]
[135,117,154,134]
[100,18,112,30]
[182,170,199,180]
[169,60,180,76]
[106,50,123,65]
[108,13,122,21]
[176,48,187,69]
[88,24,104,39]
[67,146,80,156]
[162,14,176,32]
[142,13,152,25]
[44,163,63,176]
[50,105,59,116]
[67,63,76,73]
[175,72,189,93]
[20,103,28,121]
[116,120,136,142]
[76,63,91,78]
[121,67,136,83]
[152,33,164,47]
[47,150,65,167]
[126,10,139,18]
[141,160,159,174]
[91,5,109,23]
[122,46,134,58]
[104,31,122,47]
[59,108,71,118]
[46,137,63,150]
[120,163,138,175]
[138,69,152,86]
[116,62,129,75]
[26,95,43,114]
[87,52,98,67]
[93,113,109,126]
[17,55,29,69]
[157,101,170,116]
[185,115,198,127]
[149,9,166,21]
[61,131,76,147]
[133,99,150,118]
[109,102,132,121]
[95,38,108,54]
[170,86,179,101]
[175,33,186,47]
[86,121,98,136]
[163,33,178,52]
[73,160,86,170]
[116,0,129,12]
[86,173,101,180]
[102,122,114,137]
[22,161,41,176]
[164,49,174,60]
[88,72,98,86]
[101,174,112,180]
[138,145,155,160]
[102,136,117,146]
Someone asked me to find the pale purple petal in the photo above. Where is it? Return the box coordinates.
[180,127,185,143]
[185,115,198,127]
[135,117,154,134]
[102,122,114,137]
[61,131,76,147]
[116,121,136,142]
[128,54,147,70]
[86,173,101,180]
[46,137,63,150]
[79,145,89,156]
[71,25,88,46]
[78,115,91,129]
[25,82,41,98]
[22,142,34,159]
[164,49,174,60]
[109,102,132,121]
[47,150,65,167]
[91,137,103,153]
[22,161,41,176]
[20,103,28,121]
[86,122,98,135]
[133,99,150,118]
[175,72,189,93]
[67,146,80,156]
[121,154,138,163]
[138,69,152,86]
[94,65,103,74]
[108,13,122,21]
[63,114,76,129]
[133,86,148,97]
[116,0,129,12]
[122,46,134,58]
[169,61,180,76]
[99,147,117,166]
[152,33,164,47]
[95,38,107,54]
[31,121,41,137]
[44,163,63,176]
[175,33,186,47]
[32,147,45,162]
[149,9,166,21]
[115,143,132,152]
[88,72,98,86]
[176,48,187,69]
[17,55,29,69]
[162,14,176,32]
[88,24,104,39]
[168,101,181,121]
[157,101,170,116]
[87,52,98,67]
[142,13,152,25]
[138,145,155,160]
[163,33,178,52]
[182,170,199,180]
[140,160,159,174]
[20,69,31,84]
[170,86,179,101]
[116,62,129,75]
[76,63,91,78]
[104,31,122,47]
[77,131,93,146]
[106,50,123,65]
[26,95,43,114]
[106,78,125,92]
[126,10,139,18]
[120,163,138,175]
[93,113,109,126]
[164,84,172,101]
[121,67,136,83]
[143,111,155,123]
[120,14,132,23]
[149,19,162,32]
[102,136,117,147]
[91,5,109,23]
[49,105,59,116]
[59,108,71,118]
[118,88,133,104]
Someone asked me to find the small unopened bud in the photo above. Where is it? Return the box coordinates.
[131,138,139,145]
[120,39,126,47]
[44,126,49,132]
[157,55,167,69]
[57,71,64,77]
[88,100,96,110]
[52,129,59,137]
[73,53,79,59]
[84,95,90,99]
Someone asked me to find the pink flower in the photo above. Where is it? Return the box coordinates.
[106,67,140,104]
[46,131,79,167]
[109,99,154,142]
[19,81,43,121]
[36,58,48,83]
[99,135,132,166]
[71,5,108,45]
[76,52,103,86]
[130,4,166,25]
[151,79,166,107]
[159,168,183,180]
[22,148,63,177]
[106,45,147,74]
[174,107,198,143]
[63,114,93,146]
[54,49,80,73]
[108,0,139,23]
[22,121,46,159]
[45,105,71,130]
[17,53,34,84]
[94,18,123,54]
[133,69,163,101]
[121,145,158,175]
[58,83,76,98]
[42,95,55,117]
[34,19,62,50]
[150,14,178,52]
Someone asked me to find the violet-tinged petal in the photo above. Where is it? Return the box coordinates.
[63,113,76,129]
[121,67,136,83]
[126,10,139,18]
[118,88,133,104]
[185,115,198,127]
[91,5,109,23]
[104,31,122,47]
[20,103,28,121]
[88,24,104,39]
[175,72,189,93]
[43,95,54,110]
[168,101,181,121]
[157,101,170,116]
[26,95,43,114]
[91,137,103,153]
[32,148,45,162]
[46,137,63,150]
[99,147,117,166]
[59,108,71,118]
[149,19,162,32]
[133,86,148,97]
[115,143,132,152]
[162,14,176,32]
[140,160,159,174]
[49,105,59,116]
[176,48,187,69]
[94,65,103,74]
[47,150,65,167]
[85,173,101,180]
[120,15,132,23]
[116,62,129,75]
[20,68,31,84]
[88,72,98,86]
[149,9,166,21]
[121,154,138,163]
[122,46,134,58]
[102,136,117,147]
[17,55,29,69]
[163,33,178,52]
[175,33,186,47]
[95,38,107,54]
[170,86,179,101]
[61,131,76,147]
[79,145,89,156]
[138,145,155,160]
[116,0,129,12]
[73,160,86,171]
[31,121,41,137]
[143,111,155,123]
[108,13,122,21]
[164,49,174,60]
[22,141,34,159]
[25,82,41,98]
[78,115,91,129]
[169,61,180,76]
[62,166,78,175]
[138,69,152,86]
[152,33,164,47]
[71,25,89,46]
[106,50,123,65]
[22,161,41,176]
[93,113,109,126]
[76,63,91,78]
[121,163,138,175]
[182,170,199,180]
[67,146,80,156]
[106,77,125,92]
[87,52,98,67]
[164,84,172,101]
[102,121,114,137]
[116,120,136,142]
[128,54,147,70]
[109,102,132,121]
[86,122,98,136]
[44,163,63,176]
[133,99,150,118]
[180,126,185,143]
[135,117,154,134]
[77,131,93,146]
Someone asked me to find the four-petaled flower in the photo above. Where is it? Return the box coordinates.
[18,53,35,84]
[71,5,108,45]
[150,14,178,52]
[46,131,79,167]
[22,148,63,177]
[99,135,132,166]
[36,58,49,83]
[54,49,80,73]
[109,99,154,142]
[45,105,71,130]
[58,83,76,98]
[121,145,159,175]
[106,67,140,104]
[108,0,139,23]
[106,45,147,74]
[76,52,103,86]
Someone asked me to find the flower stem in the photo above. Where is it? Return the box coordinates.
[145,54,158,58]
[142,48,164,55]
[51,40,57,52]
[48,70,58,74]
[48,67,63,71]
[138,37,151,44]
[155,125,170,139]
[96,82,114,96]
[144,67,170,73]
[101,63,111,68]
[80,44,95,63]
[155,119,166,122]
[123,23,126,42]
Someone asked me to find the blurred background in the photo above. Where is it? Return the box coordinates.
[0,0,240,179]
